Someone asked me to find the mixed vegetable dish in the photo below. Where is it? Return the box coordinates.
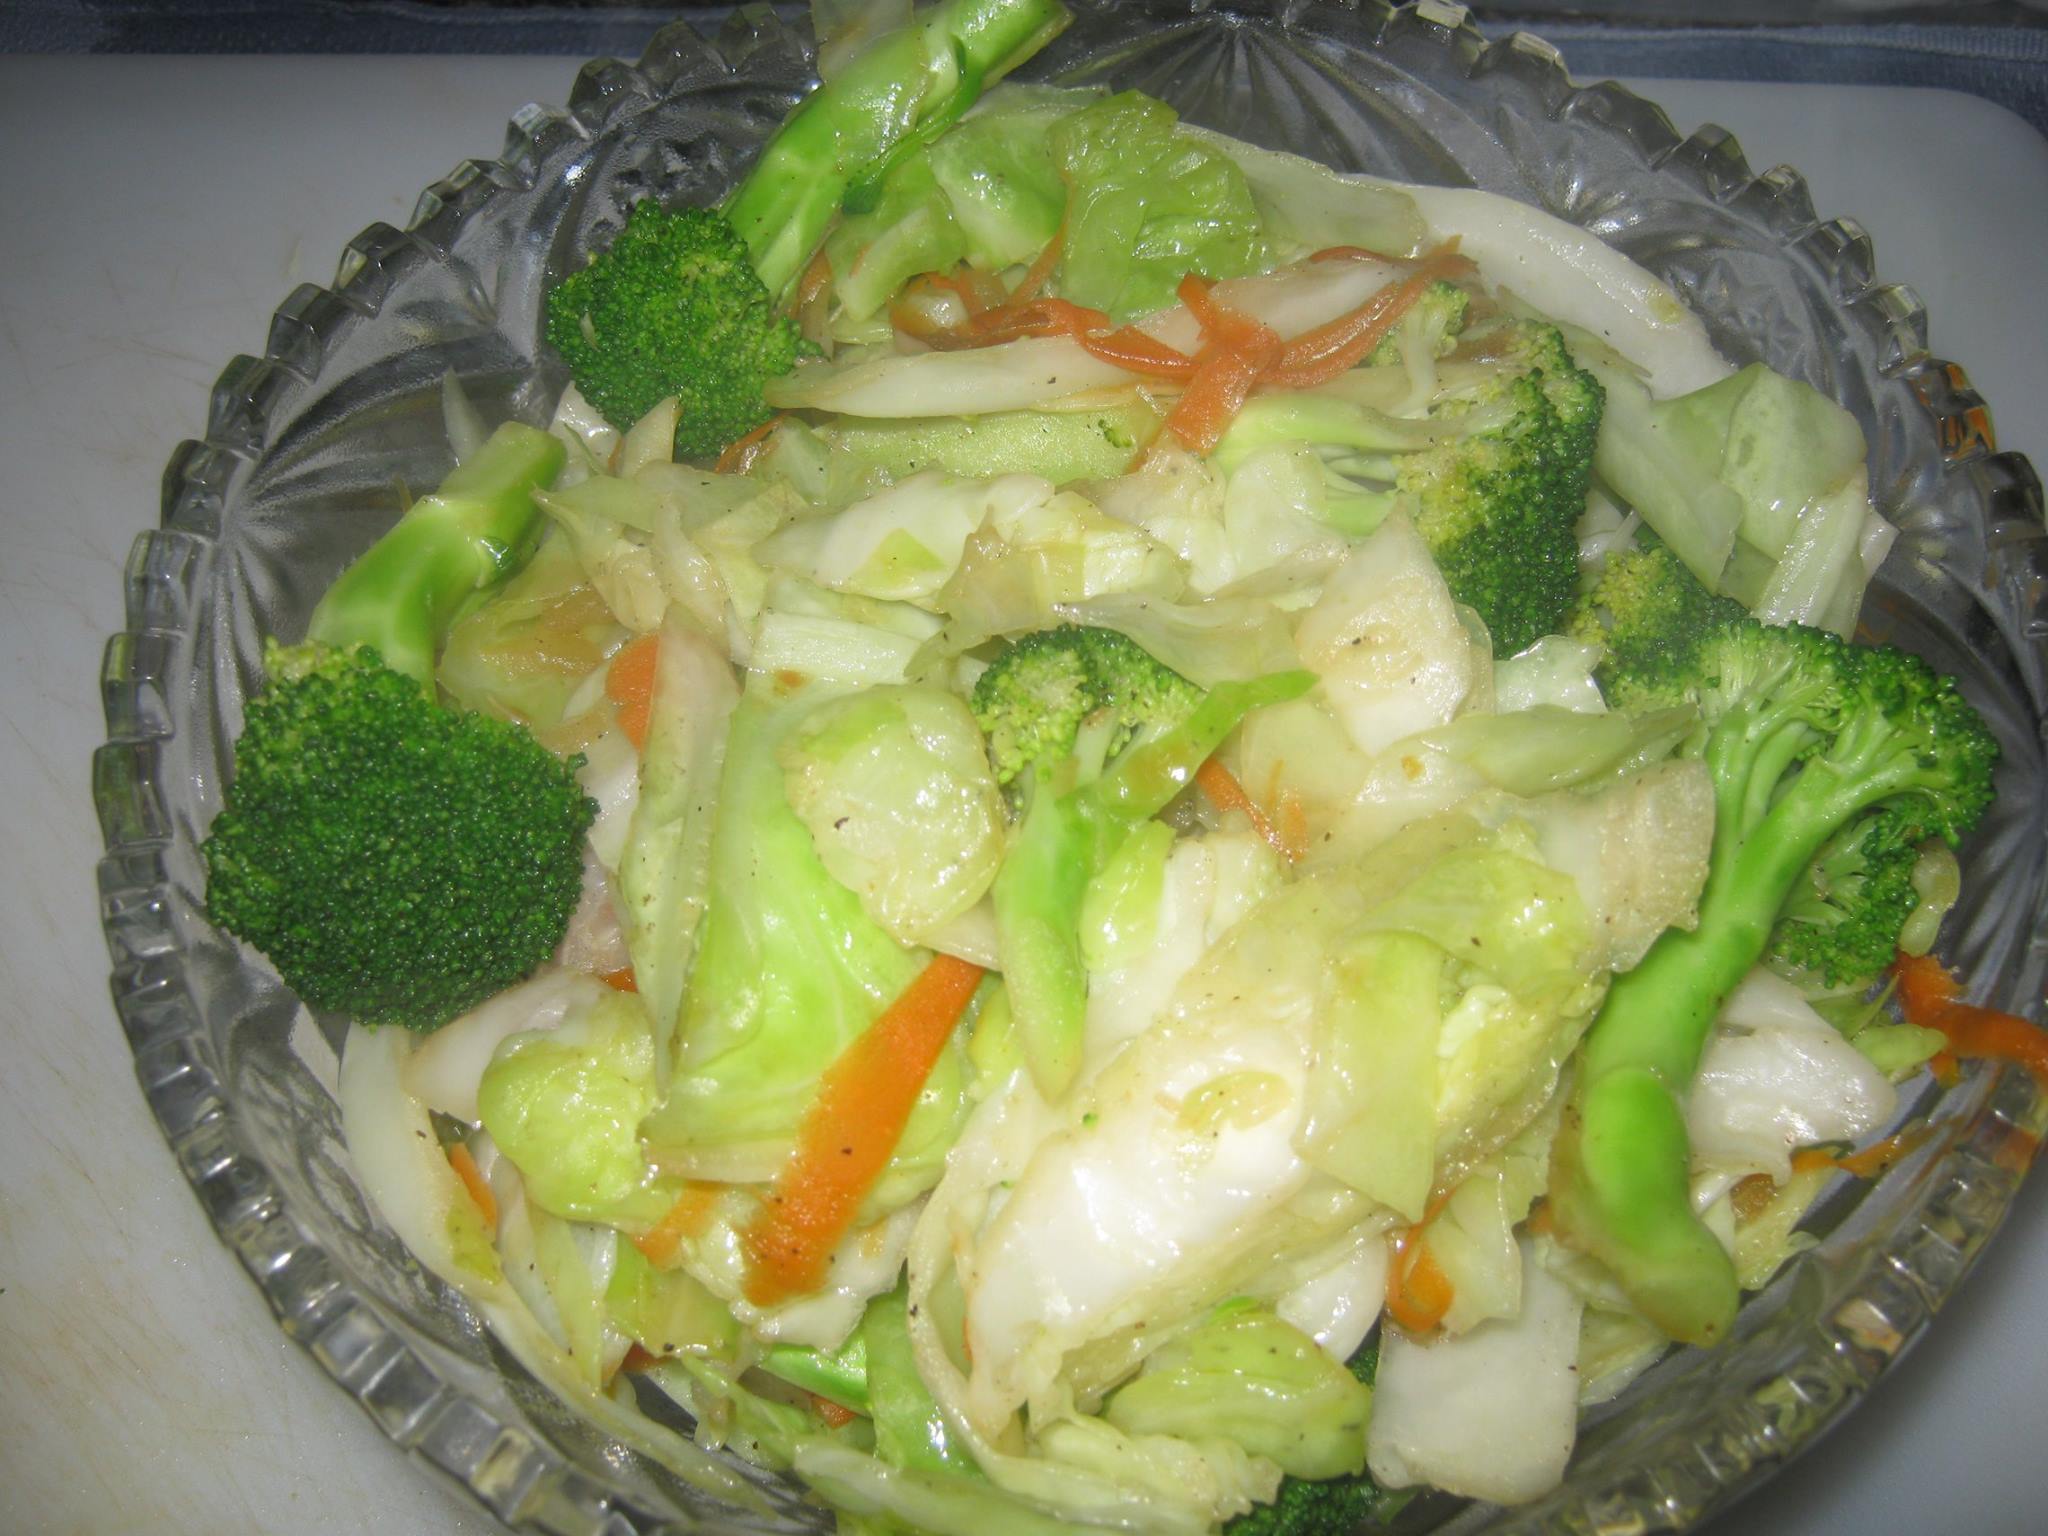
[201,1,2048,1530]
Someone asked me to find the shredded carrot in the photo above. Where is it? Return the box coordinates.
[1194,758,1294,863]
[870,242,1476,452]
[1894,951,2048,1087]
[605,632,661,751]
[1834,1125,1937,1179]
[1263,243,1472,390]
[1076,324,1199,380]
[794,247,835,312]
[892,268,1010,342]
[1929,1049,1961,1087]
[1385,1187,1458,1334]
[925,265,1005,317]
[447,1143,498,1230]
[1275,790,1310,864]
[1787,1130,1935,1182]
[742,955,986,1305]
[634,1183,722,1268]
[1309,244,1411,265]
[1011,226,1066,303]
[1166,336,1281,453]
[1789,1146,1840,1179]
[601,966,638,993]
[968,296,1109,345]
[811,1394,859,1428]
[714,414,787,476]
[1159,276,1286,451]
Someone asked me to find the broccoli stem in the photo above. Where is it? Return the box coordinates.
[990,790,1116,1100]
[306,423,566,685]
[992,670,1313,1102]
[724,0,1070,298]
[1560,737,1919,1345]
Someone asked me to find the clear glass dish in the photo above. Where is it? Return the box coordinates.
[92,2,2048,1532]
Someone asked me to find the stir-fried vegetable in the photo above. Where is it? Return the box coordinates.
[280,14,2019,1532]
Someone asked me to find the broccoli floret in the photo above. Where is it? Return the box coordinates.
[203,423,596,1032]
[1226,1340,1409,1536]
[971,625,1311,1099]
[1766,811,1923,987]
[1569,538,1751,713]
[1576,538,1970,992]
[204,643,596,1030]
[1365,278,1470,368]
[544,0,1071,459]
[545,202,809,461]
[1215,320,1604,655]
[970,623,1204,787]
[1556,553,1998,1344]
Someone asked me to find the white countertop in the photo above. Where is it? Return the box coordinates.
[1,54,2043,1536]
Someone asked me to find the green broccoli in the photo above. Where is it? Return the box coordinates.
[1214,320,1603,655]
[545,204,809,461]
[971,626,1312,1097]
[1555,549,1998,1343]
[1365,278,1470,368]
[1225,1340,1409,1536]
[203,424,596,1032]
[1569,538,1749,713]
[971,624,1205,788]
[1766,811,1924,987]
[544,0,1069,459]
[1574,540,1953,993]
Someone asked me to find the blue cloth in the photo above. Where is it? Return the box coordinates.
[1520,21,2048,139]
[5,4,2047,140]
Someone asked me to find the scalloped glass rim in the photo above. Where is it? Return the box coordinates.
[92,3,2048,1533]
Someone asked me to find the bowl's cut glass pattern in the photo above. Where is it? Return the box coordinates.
[93,2,2048,1532]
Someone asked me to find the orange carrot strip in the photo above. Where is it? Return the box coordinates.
[447,1143,498,1230]
[1194,758,1294,863]
[601,966,638,993]
[634,1183,721,1268]
[1164,337,1278,453]
[714,415,787,476]
[1310,244,1411,265]
[1077,325,1199,380]
[1895,952,2048,1086]
[1385,1188,1457,1334]
[1264,244,1471,390]
[618,1342,661,1375]
[742,955,986,1305]
[1011,226,1066,303]
[605,632,661,751]
[1834,1125,1936,1179]
[927,265,1004,316]
[811,1395,859,1428]
[794,247,835,311]
[892,268,1008,342]
[969,296,1109,344]
[1161,274,1285,451]
[1786,1129,1933,1184]
[906,293,1111,350]
[1175,273,1276,355]
[1275,790,1310,864]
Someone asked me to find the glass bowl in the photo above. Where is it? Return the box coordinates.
[93,2,2048,1532]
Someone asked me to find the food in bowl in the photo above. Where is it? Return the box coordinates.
[193,2,2046,1530]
